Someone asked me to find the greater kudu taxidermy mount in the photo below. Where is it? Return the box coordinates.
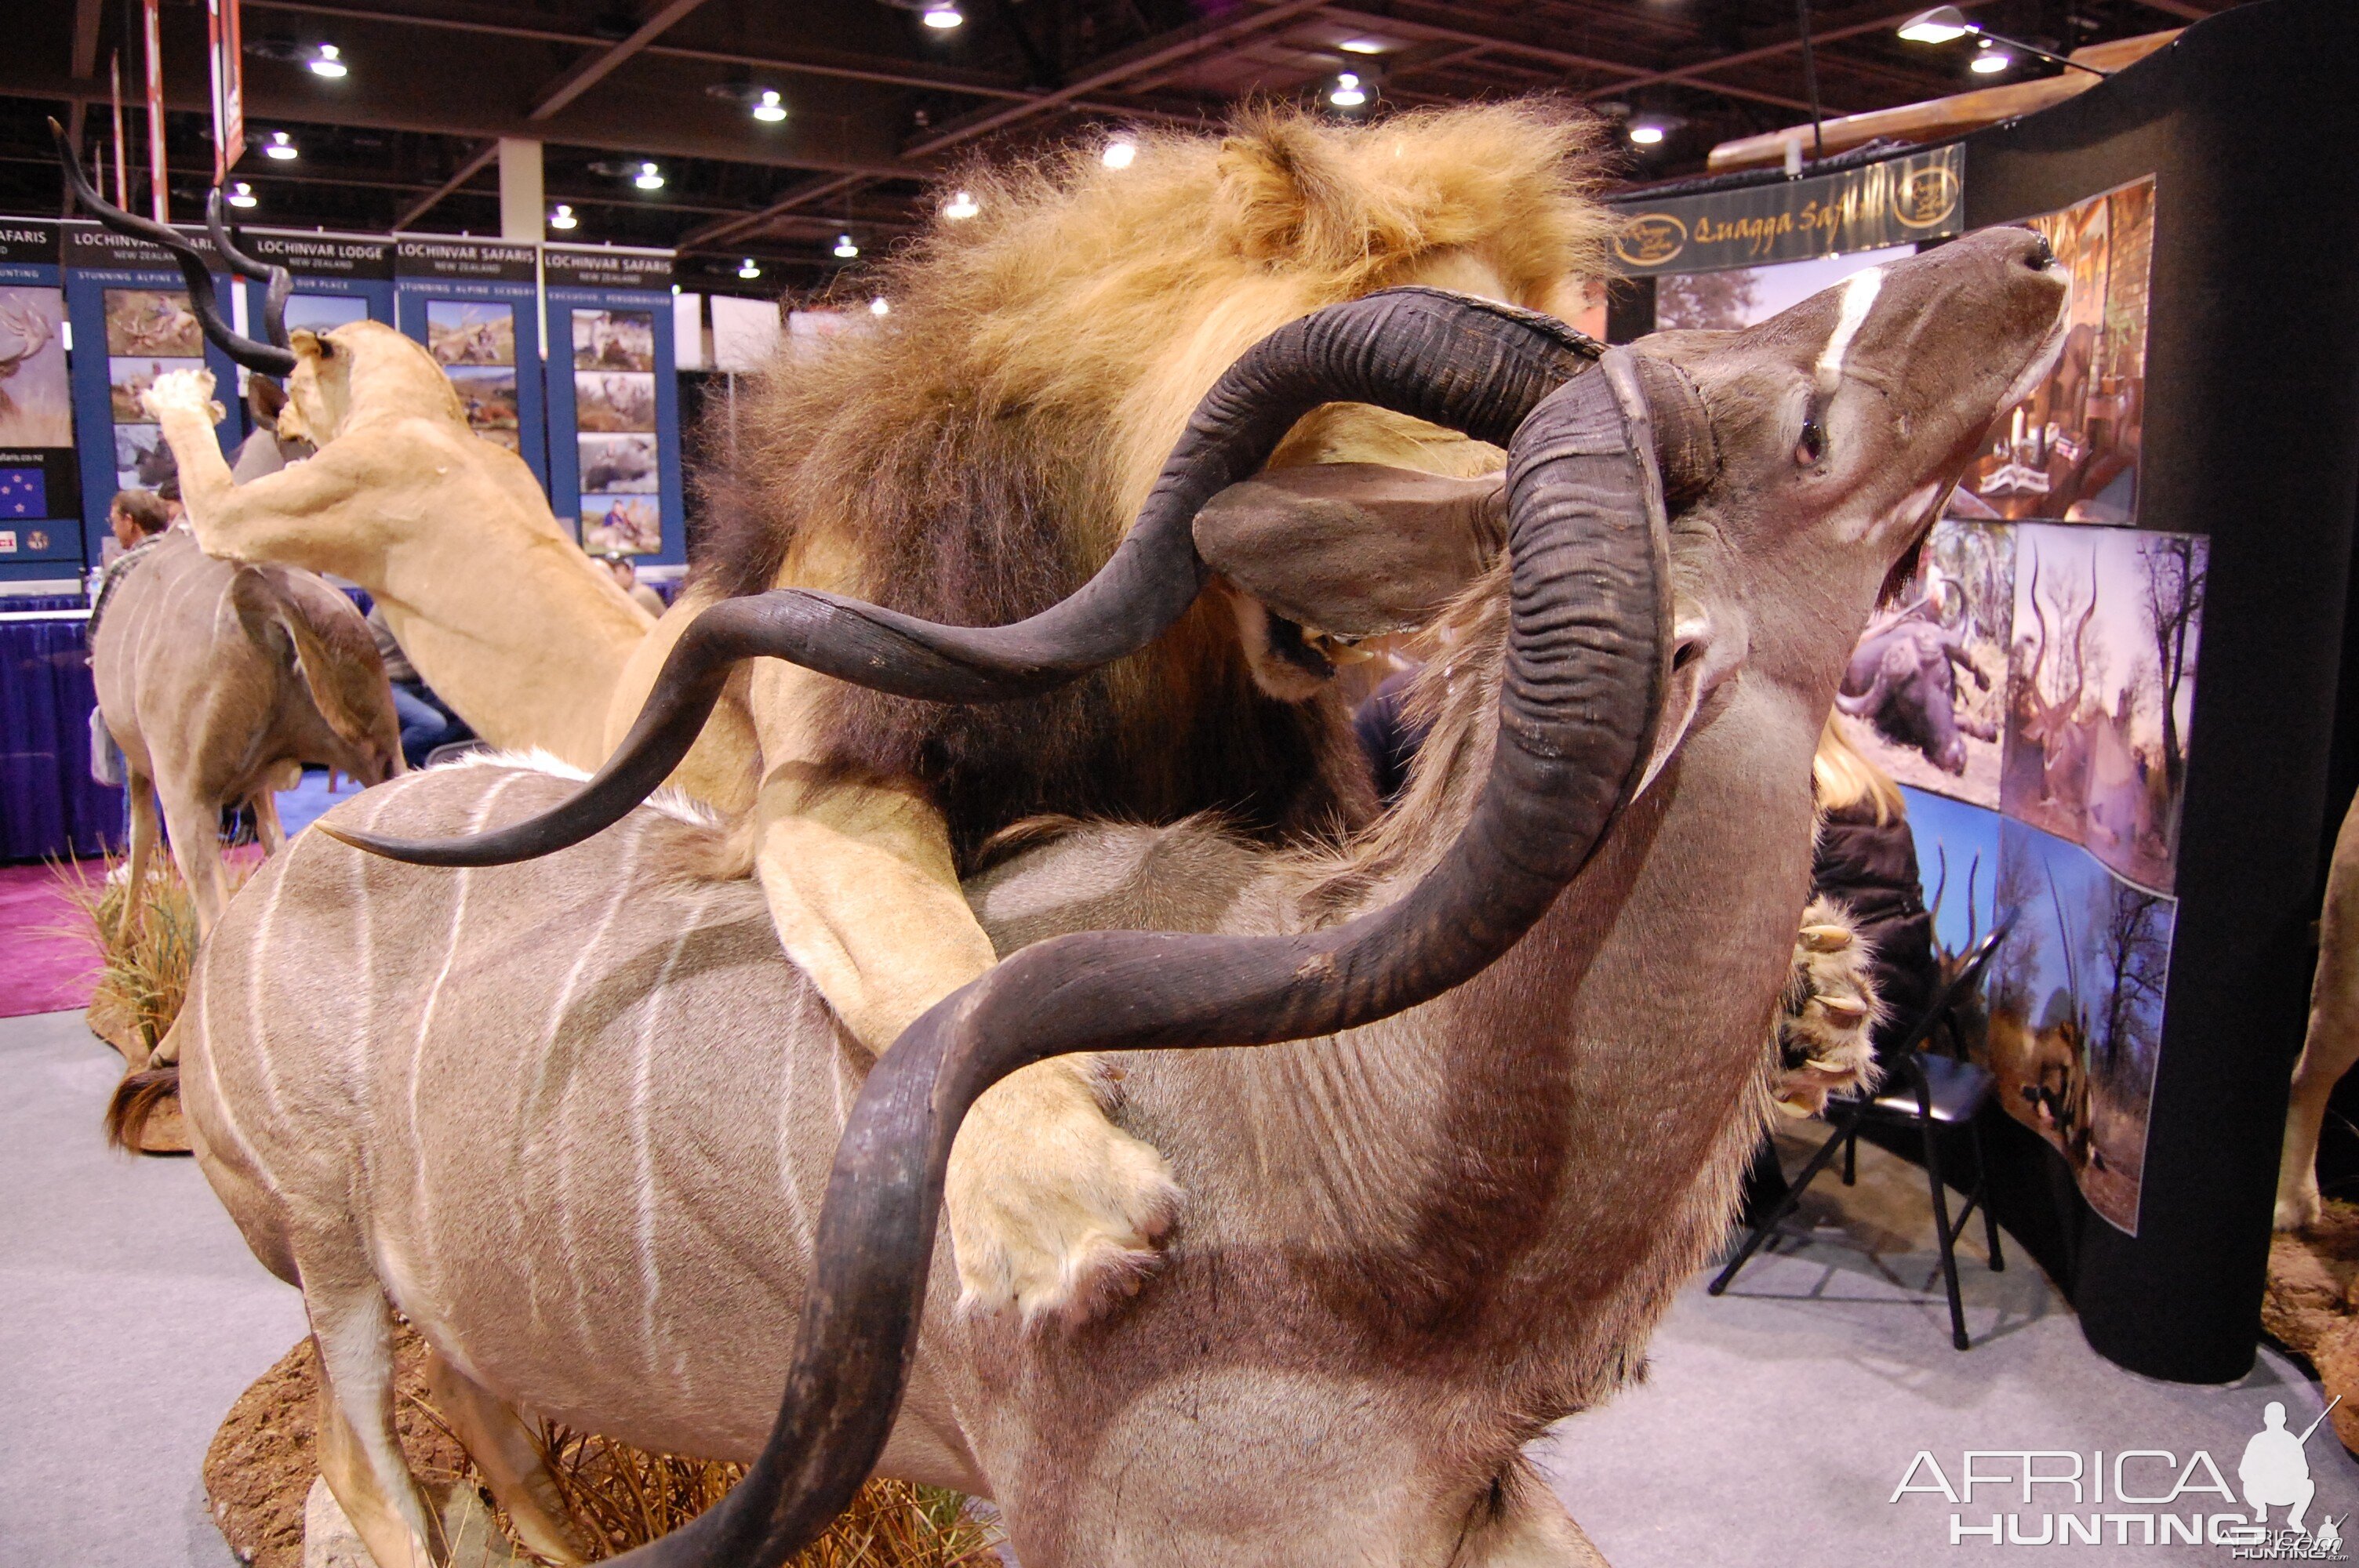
[168,230,2066,1568]
[53,123,662,773]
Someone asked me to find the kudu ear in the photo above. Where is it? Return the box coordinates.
[1633,593,1745,802]
[1194,463,1506,640]
[231,568,394,750]
[245,373,286,433]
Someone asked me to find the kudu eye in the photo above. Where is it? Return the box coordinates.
[1794,416,1825,466]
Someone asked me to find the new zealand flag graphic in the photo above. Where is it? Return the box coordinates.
[0,466,45,520]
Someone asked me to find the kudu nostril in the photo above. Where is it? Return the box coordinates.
[2026,232,2055,270]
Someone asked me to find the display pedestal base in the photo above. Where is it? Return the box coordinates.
[2262,1199,2359,1459]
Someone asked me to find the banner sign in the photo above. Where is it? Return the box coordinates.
[142,0,166,223]
[543,244,682,565]
[208,0,243,183]
[1610,143,1965,276]
[62,220,249,570]
[235,229,397,356]
[394,238,547,485]
[0,221,82,579]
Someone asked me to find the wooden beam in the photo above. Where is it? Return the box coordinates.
[1703,29,2180,171]
[394,140,496,230]
[71,0,106,79]
[528,0,714,122]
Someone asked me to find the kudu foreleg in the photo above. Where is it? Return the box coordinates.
[423,1349,587,1565]
[2279,797,2359,1229]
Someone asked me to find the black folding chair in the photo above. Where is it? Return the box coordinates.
[1709,922,2012,1350]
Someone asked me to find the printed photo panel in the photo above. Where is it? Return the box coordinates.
[1836,519,2013,808]
[0,286,71,447]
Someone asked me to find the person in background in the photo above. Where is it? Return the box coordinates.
[601,550,667,618]
[89,489,174,789]
[107,488,171,555]
[154,475,185,528]
[367,602,473,770]
[1739,716,1941,1224]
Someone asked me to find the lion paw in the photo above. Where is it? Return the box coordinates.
[946,1056,1181,1325]
[140,367,224,426]
[1772,898,1883,1117]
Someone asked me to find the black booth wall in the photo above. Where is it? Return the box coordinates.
[1947,0,2359,1381]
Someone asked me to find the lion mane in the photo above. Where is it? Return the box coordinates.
[693,100,1617,868]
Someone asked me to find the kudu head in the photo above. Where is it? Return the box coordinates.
[326,227,2066,1568]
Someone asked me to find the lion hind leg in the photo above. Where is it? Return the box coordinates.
[747,703,1180,1322]
[423,1348,586,1566]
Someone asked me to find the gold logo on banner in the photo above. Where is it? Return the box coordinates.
[1615,212,1688,267]
[1893,165,1962,230]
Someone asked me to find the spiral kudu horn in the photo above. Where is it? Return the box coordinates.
[328,285,1602,867]
[205,187,293,351]
[49,118,297,377]
[598,346,1674,1568]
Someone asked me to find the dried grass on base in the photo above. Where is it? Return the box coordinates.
[206,1326,1001,1568]
[50,851,248,1066]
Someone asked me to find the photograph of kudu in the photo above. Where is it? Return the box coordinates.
[158,228,2067,1568]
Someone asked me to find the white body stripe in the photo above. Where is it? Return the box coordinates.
[1815,266,1885,401]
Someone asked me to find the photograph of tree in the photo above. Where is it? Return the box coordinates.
[1652,242,1915,331]
[1836,519,2012,806]
[1952,178,2154,525]
[1989,821,2175,1234]
[2001,524,2205,892]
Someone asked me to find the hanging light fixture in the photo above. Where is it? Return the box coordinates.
[1102,139,1136,169]
[737,257,762,279]
[833,233,860,258]
[941,189,980,220]
[548,203,579,231]
[870,296,891,316]
[922,2,963,28]
[1896,7,2113,74]
[307,42,347,78]
[1628,122,1666,146]
[262,130,297,161]
[1969,45,2012,73]
[224,181,258,209]
[1329,71,1368,108]
[752,88,787,122]
[634,162,665,191]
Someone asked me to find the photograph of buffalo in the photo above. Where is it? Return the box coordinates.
[577,431,656,493]
[572,307,654,372]
[444,365,520,449]
[1952,179,2153,525]
[102,287,200,358]
[575,369,655,433]
[581,493,660,554]
[0,285,70,447]
[1989,820,2175,1235]
[2001,524,2205,893]
[1652,243,1915,332]
[112,422,173,493]
[426,300,516,367]
[1835,518,2012,804]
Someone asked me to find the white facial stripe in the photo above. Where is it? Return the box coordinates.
[1814,267,1885,402]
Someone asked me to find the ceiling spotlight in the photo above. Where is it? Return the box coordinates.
[1338,38,1387,54]
[1329,71,1368,108]
[870,296,890,316]
[1896,6,2113,74]
[752,88,787,122]
[1970,45,2012,72]
[737,257,761,279]
[224,181,258,209]
[549,203,579,230]
[1102,139,1136,170]
[833,232,860,258]
[307,42,347,78]
[922,3,963,28]
[634,162,665,191]
[941,189,980,220]
[1629,123,1667,146]
[263,130,297,161]
[1896,6,1972,43]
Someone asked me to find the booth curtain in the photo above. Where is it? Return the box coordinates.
[0,600,121,863]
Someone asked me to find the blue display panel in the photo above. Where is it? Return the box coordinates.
[61,221,250,577]
[236,229,396,343]
[393,238,545,487]
[0,220,79,583]
[542,245,681,565]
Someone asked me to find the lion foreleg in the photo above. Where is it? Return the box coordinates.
[1770,897,1883,1116]
[140,368,369,571]
[605,585,760,815]
[750,746,1179,1322]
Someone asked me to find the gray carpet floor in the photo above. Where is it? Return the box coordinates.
[3,1007,2349,1566]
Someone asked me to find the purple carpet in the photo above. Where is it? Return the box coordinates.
[0,860,104,1018]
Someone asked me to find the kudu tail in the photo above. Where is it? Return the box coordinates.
[106,1065,181,1154]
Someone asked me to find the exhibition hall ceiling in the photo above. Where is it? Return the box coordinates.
[0,0,2239,290]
